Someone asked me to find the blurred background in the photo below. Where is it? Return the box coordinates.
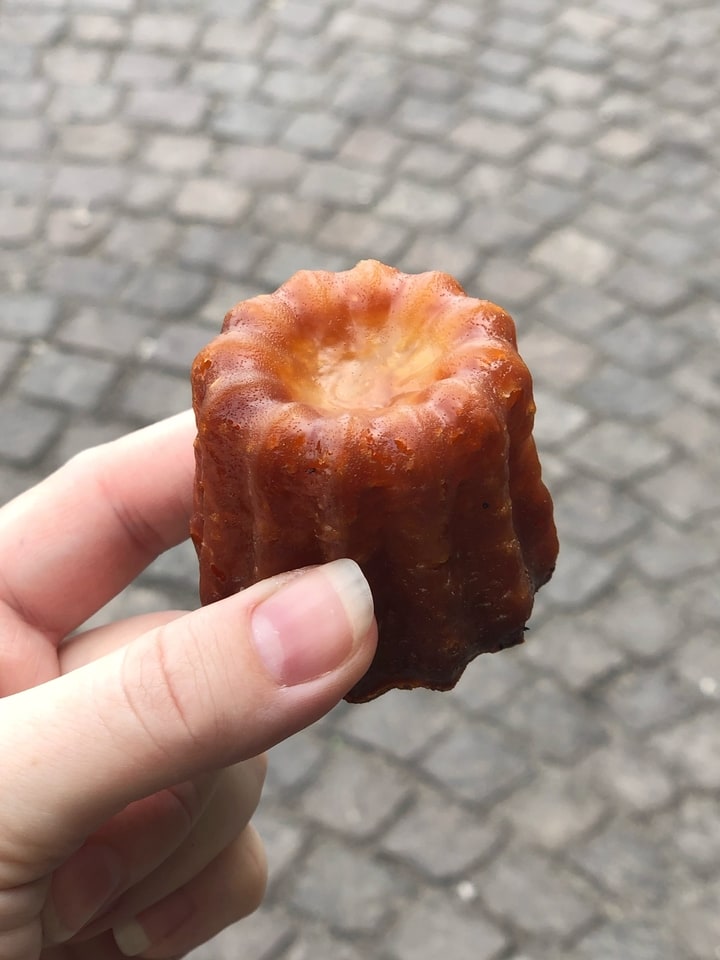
[1,0,719,957]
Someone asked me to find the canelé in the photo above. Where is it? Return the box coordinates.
[191,259,558,702]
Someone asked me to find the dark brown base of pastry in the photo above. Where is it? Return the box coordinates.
[345,623,528,703]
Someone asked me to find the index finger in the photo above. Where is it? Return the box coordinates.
[0,411,197,641]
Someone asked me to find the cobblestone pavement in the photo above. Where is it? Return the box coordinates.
[2,0,720,957]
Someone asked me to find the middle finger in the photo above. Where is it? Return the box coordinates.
[72,758,265,943]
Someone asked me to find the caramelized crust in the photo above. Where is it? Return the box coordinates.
[191,260,558,702]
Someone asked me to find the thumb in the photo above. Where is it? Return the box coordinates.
[0,559,376,856]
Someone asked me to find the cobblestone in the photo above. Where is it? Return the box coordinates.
[451,116,536,160]
[477,257,551,309]
[111,51,182,86]
[0,293,58,339]
[253,808,303,892]
[299,743,411,838]
[250,196,320,244]
[400,234,477,282]
[256,242,348,290]
[380,785,502,880]
[123,172,176,214]
[58,307,154,359]
[531,389,589,448]
[1,208,39,256]
[0,158,50,199]
[500,676,607,763]
[174,178,250,224]
[527,142,592,185]
[187,907,294,960]
[102,216,176,264]
[50,163,128,207]
[264,733,326,800]
[58,122,136,162]
[387,892,508,960]
[575,363,675,421]
[126,88,208,132]
[121,266,211,317]
[18,345,117,410]
[593,577,684,660]
[212,102,289,143]
[596,313,688,373]
[43,254,128,300]
[523,614,625,691]
[177,224,265,280]
[532,65,605,103]
[43,46,108,85]
[541,542,618,610]
[281,928,363,960]
[664,794,720,879]
[586,741,676,815]
[632,519,719,584]
[540,283,622,335]
[501,767,606,851]
[553,475,645,547]
[637,459,720,524]
[606,260,691,313]
[605,665,703,735]
[0,338,22,386]
[200,17,268,57]
[652,712,720,791]
[289,840,404,934]
[0,12,66,44]
[339,686,456,761]
[0,118,48,156]
[0,79,49,115]
[72,14,126,46]
[0,397,63,465]
[531,227,614,283]
[300,162,383,209]
[672,347,720,411]
[119,367,190,424]
[130,13,198,51]
[48,83,119,122]
[317,211,407,262]
[573,920,679,960]
[4,1,720,956]
[565,419,672,481]
[422,723,530,807]
[672,882,720,960]
[461,204,540,252]
[142,134,211,173]
[140,322,212,373]
[378,180,463,229]
[570,818,677,909]
[478,847,597,941]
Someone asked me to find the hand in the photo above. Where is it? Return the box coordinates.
[0,412,377,960]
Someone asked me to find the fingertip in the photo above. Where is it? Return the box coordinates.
[250,559,375,688]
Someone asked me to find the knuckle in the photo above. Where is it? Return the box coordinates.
[118,622,213,759]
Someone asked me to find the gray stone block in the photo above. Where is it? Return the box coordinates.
[381,785,502,879]
[18,345,117,409]
[299,742,412,838]
[289,840,405,934]
[0,397,63,465]
[387,892,508,960]
[0,293,58,338]
[422,723,530,806]
[477,847,598,940]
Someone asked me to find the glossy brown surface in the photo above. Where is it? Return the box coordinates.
[191,260,558,702]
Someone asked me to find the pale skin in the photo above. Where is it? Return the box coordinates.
[0,411,378,960]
